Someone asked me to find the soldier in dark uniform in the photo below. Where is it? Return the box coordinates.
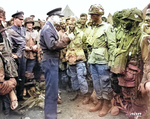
[7,11,26,100]
[40,8,70,119]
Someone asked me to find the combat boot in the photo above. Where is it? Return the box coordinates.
[69,90,79,101]
[82,96,90,105]
[98,99,111,117]
[82,93,90,105]
[89,99,103,112]
[57,90,62,104]
[66,85,72,92]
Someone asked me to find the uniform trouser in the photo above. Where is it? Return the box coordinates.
[41,58,59,119]
[67,62,88,94]
[33,61,43,82]
[26,59,36,72]
[90,64,113,100]
[0,95,10,119]
[16,55,26,98]
[59,70,69,86]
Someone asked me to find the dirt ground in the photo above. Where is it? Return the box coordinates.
[8,89,128,119]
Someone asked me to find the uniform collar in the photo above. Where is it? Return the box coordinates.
[12,25,23,32]
[93,21,105,27]
[78,24,88,29]
[47,21,58,33]
[26,28,34,32]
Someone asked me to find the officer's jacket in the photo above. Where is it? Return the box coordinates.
[87,21,116,64]
[40,21,69,61]
[7,25,26,58]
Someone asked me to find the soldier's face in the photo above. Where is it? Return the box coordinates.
[69,22,76,32]
[80,16,87,25]
[14,17,24,27]
[26,22,33,29]
[90,14,99,23]
[66,19,70,25]
[60,22,66,29]
[145,14,150,23]
[54,24,61,31]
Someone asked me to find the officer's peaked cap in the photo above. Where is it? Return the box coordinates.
[12,11,24,18]
[47,7,62,17]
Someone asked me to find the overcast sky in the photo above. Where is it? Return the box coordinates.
[1,0,150,21]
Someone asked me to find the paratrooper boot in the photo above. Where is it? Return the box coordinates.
[89,99,103,112]
[98,99,111,117]
[82,96,90,105]
[69,90,79,101]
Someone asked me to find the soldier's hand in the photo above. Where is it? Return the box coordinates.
[32,45,38,52]
[25,46,31,51]
[68,32,75,40]
[145,82,150,92]
[0,78,17,95]
[138,83,147,97]
[12,54,18,59]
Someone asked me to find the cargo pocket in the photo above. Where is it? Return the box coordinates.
[81,63,87,76]
[72,37,82,47]
[93,48,108,61]
[101,76,111,91]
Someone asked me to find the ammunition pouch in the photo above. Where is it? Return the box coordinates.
[118,62,140,87]
[25,51,37,59]
[60,48,67,63]
[88,47,108,64]
[66,48,85,65]
[75,49,86,61]
[111,48,127,74]
[67,50,77,65]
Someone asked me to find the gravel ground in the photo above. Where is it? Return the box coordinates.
[7,89,129,119]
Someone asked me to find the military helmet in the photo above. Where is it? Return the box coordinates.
[88,4,104,15]
[145,4,150,21]
[122,8,143,22]
[60,20,66,25]
[33,21,40,28]
[113,9,127,27]
[24,17,34,26]
[146,3,150,15]
[146,9,150,15]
